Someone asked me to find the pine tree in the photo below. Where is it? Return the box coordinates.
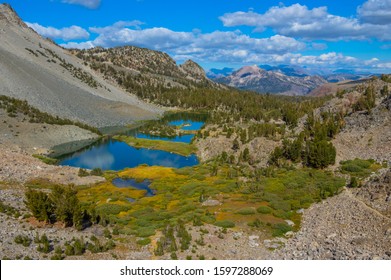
[50,185,80,227]
[243,147,250,162]
[24,189,53,223]
[232,138,240,151]
[304,140,336,169]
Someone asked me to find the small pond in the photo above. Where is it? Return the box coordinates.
[169,120,205,131]
[112,178,155,197]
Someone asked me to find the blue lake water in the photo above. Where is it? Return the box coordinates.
[58,139,199,171]
[169,120,205,131]
[112,178,155,197]
[58,114,207,171]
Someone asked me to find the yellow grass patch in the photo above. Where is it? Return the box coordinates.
[119,166,185,180]
[77,181,146,204]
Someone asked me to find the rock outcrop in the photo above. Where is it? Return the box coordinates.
[180,59,207,81]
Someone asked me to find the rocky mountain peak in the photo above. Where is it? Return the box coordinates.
[0,3,28,28]
[180,59,206,80]
[233,65,266,78]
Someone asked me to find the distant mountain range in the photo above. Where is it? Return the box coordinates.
[207,67,235,79]
[208,64,373,95]
[211,65,325,95]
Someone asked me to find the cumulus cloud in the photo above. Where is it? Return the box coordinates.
[375,62,391,69]
[61,22,305,57]
[62,0,101,9]
[194,32,305,53]
[58,21,391,71]
[220,3,391,41]
[89,20,145,33]
[26,22,90,41]
[91,27,194,50]
[61,41,96,49]
[358,0,391,25]
[59,22,387,71]
[231,52,358,68]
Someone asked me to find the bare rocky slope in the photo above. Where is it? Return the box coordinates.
[308,79,371,97]
[0,107,100,156]
[0,4,163,128]
[331,79,391,164]
[70,46,224,100]
[273,169,391,260]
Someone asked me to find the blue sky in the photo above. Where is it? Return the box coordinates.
[3,0,391,72]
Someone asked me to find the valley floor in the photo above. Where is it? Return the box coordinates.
[1,99,391,260]
[1,164,390,260]
[1,130,390,259]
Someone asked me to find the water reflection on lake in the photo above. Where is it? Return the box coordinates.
[58,139,199,171]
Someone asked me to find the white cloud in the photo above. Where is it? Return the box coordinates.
[375,62,391,69]
[27,22,90,41]
[58,21,391,71]
[250,52,358,68]
[220,5,328,30]
[89,20,145,33]
[62,0,101,9]
[61,41,95,49]
[358,0,391,25]
[220,3,391,41]
[93,27,194,50]
[61,22,305,56]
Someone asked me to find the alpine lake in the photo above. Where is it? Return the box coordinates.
[58,112,207,171]
[56,112,207,202]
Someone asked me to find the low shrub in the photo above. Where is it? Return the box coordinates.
[272,223,292,237]
[272,209,291,219]
[14,235,32,247]
[256,206,272,214]
[90,168,104,176]
[137,238,151,246]
[96,204,131,216]
[78,168,89,177]
[214,220,235,228]
[269,199,291,212]
[135,226,156,237]
[32,154,58,165]
[340,158,380,178]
